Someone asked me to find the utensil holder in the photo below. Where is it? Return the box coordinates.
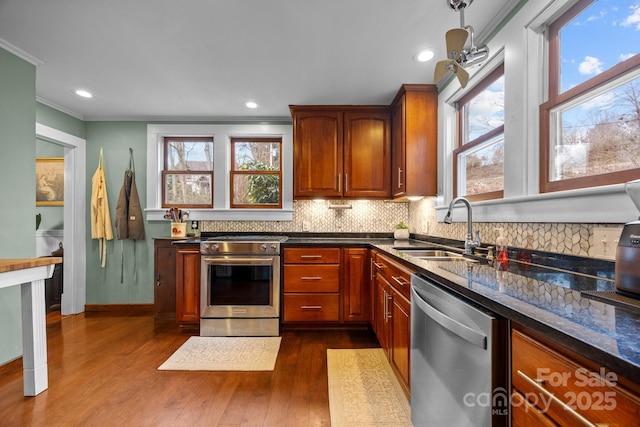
[171,222,186,237]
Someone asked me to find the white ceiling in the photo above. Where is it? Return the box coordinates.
[0,0,514,120]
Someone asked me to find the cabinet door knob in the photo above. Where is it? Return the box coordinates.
[156,275,161,286]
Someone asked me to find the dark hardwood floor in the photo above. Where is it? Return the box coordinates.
[0,312,380,427]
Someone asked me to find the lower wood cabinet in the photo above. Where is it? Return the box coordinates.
[176,246,201,324]
[283,247,341,323]
[372,251,413,397]
[512,326,640,426]
[343,247,370,322]
[282,247,370,325]
[153,239,177,319]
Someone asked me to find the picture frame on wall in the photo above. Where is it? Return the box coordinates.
[36,157,64,206]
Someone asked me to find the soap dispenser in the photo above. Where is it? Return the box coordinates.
[495,228,508,269]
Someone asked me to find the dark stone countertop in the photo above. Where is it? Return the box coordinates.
[371,241,639,385]
[178,232,640,382]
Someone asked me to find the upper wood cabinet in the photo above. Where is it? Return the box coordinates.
[290,106,391,199]
[390,84,438,199]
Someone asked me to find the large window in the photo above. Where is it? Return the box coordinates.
[540,0,640,193]
[162,137,214,208]
[230,137,282,208]
[454,64,505,201]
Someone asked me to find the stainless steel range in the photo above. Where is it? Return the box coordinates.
[200,235,287,336]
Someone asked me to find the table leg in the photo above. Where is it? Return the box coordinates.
[21,278,48,396]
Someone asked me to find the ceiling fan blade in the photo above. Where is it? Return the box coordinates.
[456,66,470,88]
[434,60,450,83]
[445,28,469,59]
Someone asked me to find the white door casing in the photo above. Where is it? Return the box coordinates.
[35,123,86,315]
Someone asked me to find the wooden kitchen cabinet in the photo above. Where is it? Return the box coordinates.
[372,251,414,397]
[176,246,201,324]
[153,239,177,319]
[342,247,370,322]
[373,273,391,353]
[390,285,411,394]
[290,106,391,199]
[390,84,438,199]
[283,247,341,323]
[511,326,640,426]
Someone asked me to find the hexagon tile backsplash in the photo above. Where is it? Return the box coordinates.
[409,197,622,258]
[201,198,623,259]
[201,200,410,234]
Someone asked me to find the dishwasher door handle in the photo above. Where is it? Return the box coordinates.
[411,287,487,349]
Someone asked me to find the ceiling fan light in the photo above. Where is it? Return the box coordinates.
[462,46,489,67]
[448,0,473,11]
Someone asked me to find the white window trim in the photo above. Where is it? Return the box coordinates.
[146,123,293,221]
[435,0,640,224]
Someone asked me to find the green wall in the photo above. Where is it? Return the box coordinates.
[0,48,36,363]
[84,122,164,304]
[36,103,85,139]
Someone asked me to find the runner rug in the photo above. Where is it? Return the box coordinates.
[158,336,281,371]
[327,348,413,427]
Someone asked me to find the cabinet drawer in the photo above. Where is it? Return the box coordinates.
[373,253,413,300]
[283,265,340,292]
[283,294,340,322]
[512,329,640,426]
[511,391,556,427]
[284,248,341,264]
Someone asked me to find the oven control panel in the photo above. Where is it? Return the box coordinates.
[200,241,282,255]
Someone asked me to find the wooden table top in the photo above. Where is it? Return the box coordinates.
[0,257,63,274]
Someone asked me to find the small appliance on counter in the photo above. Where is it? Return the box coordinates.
[615,179,640,298]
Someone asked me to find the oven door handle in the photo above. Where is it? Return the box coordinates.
[202,257,276,266]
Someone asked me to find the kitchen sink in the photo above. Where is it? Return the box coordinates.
[396,249,475,262]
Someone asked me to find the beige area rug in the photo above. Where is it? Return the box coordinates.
[158,336,281,371]
[327,348,413,427]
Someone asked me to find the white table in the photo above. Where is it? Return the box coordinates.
[0,258,61,396]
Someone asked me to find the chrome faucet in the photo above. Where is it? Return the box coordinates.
[444,196,481,255]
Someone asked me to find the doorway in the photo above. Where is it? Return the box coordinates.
[35,123,86,315]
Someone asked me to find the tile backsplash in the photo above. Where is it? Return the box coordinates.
[409,197,623,258]
[201,200,410,234]
[201,197,624,259]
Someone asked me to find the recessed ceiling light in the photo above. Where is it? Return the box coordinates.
[245,101,258,109]
[413,49,435,63]
[75,89,93,98]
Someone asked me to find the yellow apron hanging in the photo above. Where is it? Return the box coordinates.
[90,148,114,267]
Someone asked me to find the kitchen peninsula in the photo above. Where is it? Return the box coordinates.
[0,257,61,396]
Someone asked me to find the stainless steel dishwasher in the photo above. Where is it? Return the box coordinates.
[410,273,508,427]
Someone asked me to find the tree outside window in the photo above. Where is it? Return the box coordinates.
[162,137,214,208]
[541,0,640,193]
[230,138,282,208]
[454,64,505,201]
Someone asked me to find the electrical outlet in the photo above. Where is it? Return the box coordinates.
[593,227,623,260]
[191,221,199,230]
[302,220,310,232]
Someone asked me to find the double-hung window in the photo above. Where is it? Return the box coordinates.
[162,136,214,208]
[454,64,505,201]
[540,0,640,193]
[230,137,282,208]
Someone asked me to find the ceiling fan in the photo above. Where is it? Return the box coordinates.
[434,0,489,88]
